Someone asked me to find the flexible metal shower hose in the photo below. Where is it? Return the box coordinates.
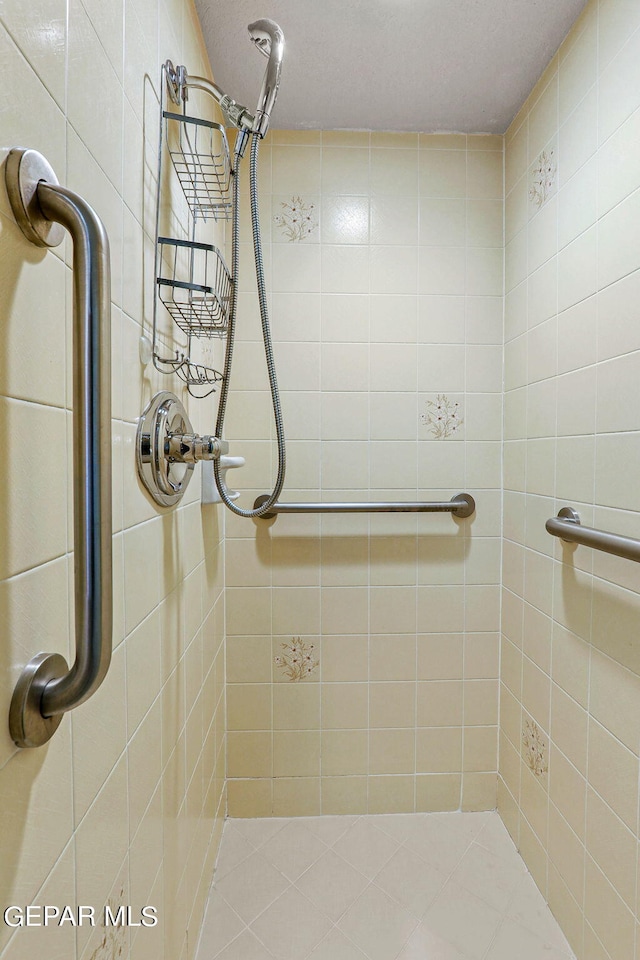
[212,132,287,516]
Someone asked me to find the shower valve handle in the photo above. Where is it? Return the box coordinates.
[166,433,229,463]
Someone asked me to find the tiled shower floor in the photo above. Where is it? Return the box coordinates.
[196,812,575,960]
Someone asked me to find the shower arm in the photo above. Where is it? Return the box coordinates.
[165,61,255,155]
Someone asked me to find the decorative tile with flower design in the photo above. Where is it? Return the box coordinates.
[421,395,464,439]
[274,637,319,681]
[529,148,557,209]
[522,718,548,777]
[273,196,318,242]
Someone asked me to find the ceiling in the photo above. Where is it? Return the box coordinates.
[194,0,588,134]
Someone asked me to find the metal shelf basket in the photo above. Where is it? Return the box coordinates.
[157,236,232,338]
[164,111,232,221]
[154,350,224,398]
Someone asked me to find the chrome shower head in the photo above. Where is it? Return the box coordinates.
[248,19,285,138]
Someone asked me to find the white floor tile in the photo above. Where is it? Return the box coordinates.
[296,848,369,922]
[506,875,575,955]
[485,918,574,960]
[215,852,290,925]
[215,929,276,960]
[474,814,519,863]
[303,815,359,845]
[332,818,400,879]
[215,823,257,879]
[373,845,447,919]
[397,922,470,959]
[449,841,527,913]
[250,886,332,960]
[197,813,577,960]
[230,818,290,850]
[306,927,369,959]
[196,894,245,959]
[337,883,419,960]
[423,879,503,960]
[261,820,329,881]
[367,813,421,843]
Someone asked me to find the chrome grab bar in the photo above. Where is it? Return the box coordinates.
[546,506,640,564]
[253,493,476,520]
[5,148,112,748]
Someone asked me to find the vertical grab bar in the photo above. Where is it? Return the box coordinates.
[5,148,112,748]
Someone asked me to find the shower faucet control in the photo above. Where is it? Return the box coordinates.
[165,432,228,463]
[136,391,228,507]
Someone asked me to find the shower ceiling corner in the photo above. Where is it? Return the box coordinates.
[194,0,589,134]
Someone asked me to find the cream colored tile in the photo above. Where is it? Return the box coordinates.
[559,11,597,123]
[598,25,640,143]
[322,147,370,195]
[528,74,559,163]
[371,197,419,245]
[273,681,320,730]
[371,148,419,196]
[418,246,466,295]
[68,0,123,191]
[321,196,369,245]
[370,245,419,295]
[321,730,368,776]
[272,777,321,816]
[321,586,368,635]
[0,399,67,580]
[272,145,321,193]
[272,243,321,293]
[321,244,369,294]
[322,683,368,730]
[467,152,503,199]
[598,181,640,290]
[420,150,467,198]
[588,719,639,830]
[584,856,635,960]
[371,682,416,728]
[369,728,415,775]
[419,199,466,246]
[506,120,528,195]
[227,683,271,731]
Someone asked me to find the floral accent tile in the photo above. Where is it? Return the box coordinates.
[274,637,319,681]
[529,148,557,209]
[421,395,464,439]
[273,196,318,241]
[522,718,548,777]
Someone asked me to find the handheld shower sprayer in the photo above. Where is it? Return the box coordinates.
[166,18,284,151]
[248,19,285,138]
[162,21,287,518]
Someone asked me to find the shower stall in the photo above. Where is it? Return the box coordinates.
[0,1,638,959]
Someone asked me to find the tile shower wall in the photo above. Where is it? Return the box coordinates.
[0,2,225,959]
[224,130,504,818]
[500,2,640,959]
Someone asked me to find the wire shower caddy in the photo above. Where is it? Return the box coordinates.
[149,62,235,397]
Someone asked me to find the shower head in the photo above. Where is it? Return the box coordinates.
[248,19,285,138]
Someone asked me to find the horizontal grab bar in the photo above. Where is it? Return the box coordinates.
[253,493,476,521]
[546,507,640,563]
[6,148,112,748]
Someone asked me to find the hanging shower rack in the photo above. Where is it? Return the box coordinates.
[164,111,233,220]
[157,236,232,337]
[149,62,234,398]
